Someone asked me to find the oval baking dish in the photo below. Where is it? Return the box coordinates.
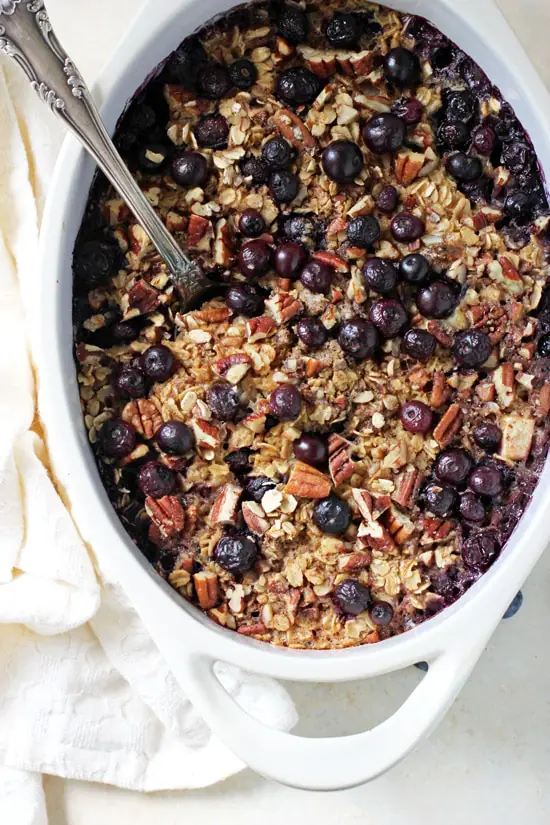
[39,0,550,791]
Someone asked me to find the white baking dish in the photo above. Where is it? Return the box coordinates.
[38,0,550,791]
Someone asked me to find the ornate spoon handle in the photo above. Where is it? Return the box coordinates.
[0,0,212,305]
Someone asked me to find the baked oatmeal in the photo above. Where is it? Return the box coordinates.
[73,0,550,648]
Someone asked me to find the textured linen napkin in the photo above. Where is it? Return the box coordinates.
[0,51,297,825]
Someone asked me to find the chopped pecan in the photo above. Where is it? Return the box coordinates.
[237,622,267,636]
[501,415,535,461]
[242,501,270,536]
[328,433,355,486]
[487,257,524,295]
[305,357,322,377]
[298,45,336,78]
[351,489,374,521]
[430,372,451,408]
[193,571,219,610]
[433,403,462,447]
[128,280,160,314]
[119,443,150,466]
[538,383,550,417]
[145,495,185,538]
[214,218,235,267]
[210,483,242,525]
[470,302,507,344]
[272,108,316,149]
[122,399,162,439]
[246,315,276,342]
[420,516,455,545]
[476,380,496,402]
[166,211,187,233]
[213,353,253,384]
[426,320,453,348]
[338,552,372,572]
[265,292,303,323]
[187,214,213,251]
[395,151,424,185]
[285,461,332,498]
[128,224,152,259]
[386,505,415,545]
[191,306,230,325]
[493,364,515,408]
[326,217,347,236]
[392,468,424,509]
[311,251,349,272]
[191,418,221,449]
[337,49,373,77]
[242,411,267,433]
[357,519,397,553]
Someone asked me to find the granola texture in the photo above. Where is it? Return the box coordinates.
[74,1,550,648]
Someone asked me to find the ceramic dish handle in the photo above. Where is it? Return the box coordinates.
[163,641,485,791]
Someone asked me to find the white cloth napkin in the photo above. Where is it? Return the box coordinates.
[0,52,297,825]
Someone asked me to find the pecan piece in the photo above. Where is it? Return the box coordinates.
[328,433,355,486]
[430,371,451,408]
[237,622,267,636]
[210,483,242,525]
[265,292,303,324]
[357,520,397,553]
[214,218,235,267]
[426,320,453,348]
[395,151,424,185]
[338,552,372,572]
[493,363,515,408]
[311,250,349,273]
[386,505,415,545]
[191,306,231,325]
[187,214,213,251]
[194,571,219,610]
[501,415,535,461]
[392,468,424,509]
[128,280,160,314]
[122,399,162,439]
[191,418,221,449]
[242,501,270,536]
[213,353,253,384]
[297,45,336,78]
[470,302,507,344]
[433,403,462,447]
[246,315,276,342]
[272,108,316,149]
[285,461,332,498]
[145,495,185,538]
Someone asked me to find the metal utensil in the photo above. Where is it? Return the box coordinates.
[0,0,212,306]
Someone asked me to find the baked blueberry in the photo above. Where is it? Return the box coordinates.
[214,535,258,573]
[538,333,550,357]
[399,253,430,284]
[241,156,269,184]
[362,113,405,153]
[401,400,433,434]
[437,121,470,151]
[198,62,231,99]
[207,382,242,422]
[472,125,496,155]
[269,384,302,420]
[459,491,486,523]
[402,328,437,361]
[322,140,364,183]
[453,329,492,368]
[115,367,147,399]
[100,418,136,458]
[274,242,308,277]
[138,461,176,498]
[462,532,499,570]
[225,448,252,477]
[362,258,398,295]
[137,142,169,172]
[502,141,532,173]
[283,214,317,245]
[228,58,258,90]
[423,481,458,517]
[326,12,360,48]
[384,47,420,88]
[416,281,457,319]
[166,37,208,88]
[369,298,408,338]
[347,215,380,248]
[504,192,532,222]
[194,114,229,148]
[392,97,423,124]
[369,600,394,626]
[156,421,195,455]
[435,449,473,486]
[269,170,299,203]
[338,318,379,359]
[141,345,175,382]
[445,90,475,122]
[246,476,276,503]
[469,465,503,497]
[73,239,119,286]
[300,260,333,294]
[112,320,141,343]
[293,433,328,467]
[296,316,328,349]
[262,136,294,170]
[171,151,208,187]
[391,212,425,243]
[473,421,502,453]
[446,152,483,182]
[334,579,372,615]
[313,494,351,535]
[238,209,266,237]
[226,283,265,317]
[375,185,399,213]
[238,239,273,278]
[275,67,320,106]
[277,3,308,44]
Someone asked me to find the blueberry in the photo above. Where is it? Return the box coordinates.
[269,384,302,420]
[112,319,141,342]
[194,114,229,148]
[214,535,258,573]
[269,170,299,203]
[277,4,308,44]
[435,449,473,486]
[504,192,532,223]
[444,90,475,122]
[347,215,380,248]
[503,590,523,619]
[473,421,502,453]
[446,153,483,182]
[375,185,398,213]
[73,239,119,286]
[141,345,175,382]
[416,281,457,319]
[246,475,276,503]
[276,66,320,106]
[326,12,360,48]
[137,142,169,172]
[459,491,486,523]
[362,258,397,295]
[462,532,499,570]
[469,465,502,497]
[225,448,252,477]
[226,283,265,317]
[300,260,332,294]
[274,242,308,277]
[538,333,550,357]
[423,481,458,517]
[283,214,317,245]
[392,97,423,124]
[313,494,351,535]
[430,45,455,72]
[453,329,492,369]
[322,140,364,183]
[198,62,231,99]
[334,579,371,615]
[100,418,136,458]
[501,141,532,173]
[400,253,430,284]
[391,212,425,243]
[402,328,437,361]
[437,121,471,151]
[363,113,405,153]
[156,420,195,455]
[207,382,242,422]
[238,239,273,278]
[369,600,394,626]
[401,400,433,434]
[293,433,328,467]
[228,58,258,90]
[338,317,379,359]
[166,37,208,88]
[171,151,209,187]
[296,316,328,349]
[125,104,157,135]
[241,156,269,184]
[138,460,176,498]
[115,367,147,399]
[384,47,420,88]
[238,209,266,237]
[262,136,294,170]
[472,125,496,155]
[369,298,408,338]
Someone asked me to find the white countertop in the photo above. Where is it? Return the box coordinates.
[42,0,550,822]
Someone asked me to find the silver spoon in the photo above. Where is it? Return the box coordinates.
[0,0,213,307]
